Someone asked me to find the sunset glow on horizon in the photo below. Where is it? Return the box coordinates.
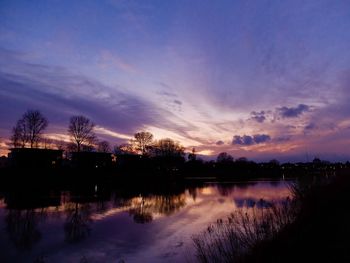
[1,0,350,161]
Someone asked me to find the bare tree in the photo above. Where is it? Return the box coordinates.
[24,110,48,148]
[10,110,48,148]
[42,137,53,149]
[11,119,26,148]
[97,140,111,153]
[56,140,67,151]
[133,131,154,155]
[68,115,96,152]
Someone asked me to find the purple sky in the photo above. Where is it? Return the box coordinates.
[1,0,350,161]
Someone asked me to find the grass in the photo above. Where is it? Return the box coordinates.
[192,173,350,263]
[192,198,297,263]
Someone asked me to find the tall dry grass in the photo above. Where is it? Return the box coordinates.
[192,186,300,263]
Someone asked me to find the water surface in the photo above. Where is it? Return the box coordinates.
[0,180,292,263]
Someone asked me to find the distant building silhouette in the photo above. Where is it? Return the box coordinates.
[71,152,113,169]
[115,153,142,167]
[8,148,63,169]
[0,156,8,168]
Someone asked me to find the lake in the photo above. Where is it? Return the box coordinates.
[0,179,293,263]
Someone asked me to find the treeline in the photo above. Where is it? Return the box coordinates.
[5,109,350,177]
[9,109,185,156]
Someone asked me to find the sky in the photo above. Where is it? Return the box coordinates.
[1,0,350,162]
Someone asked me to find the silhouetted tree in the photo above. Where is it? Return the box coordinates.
[114,143,135,155]
[236,157,248,163]
[133,131,154,155]
[188,147,197,161]
[11,110,48,148]
[11,119,26,148]
[56,140,67,151]
[216,152,233,163]
[153,138,185,158]
[68,115,96,152]
[269,159,280,166]
[97,140,111,153]
[42,137,53,149]
[313,157,321,164]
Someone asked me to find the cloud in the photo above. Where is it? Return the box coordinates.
[98,50,138,74]
[216,140,224,145]
[303,122,317,135]
[304,123,316,130]
[0,48,184,144]
[250,111,266,123]
[274,136,291,142]
[173,99,182,105]
[253,134,271,144]
[233,135,254,145]
[277,104,310,118]
[232,134,271,146]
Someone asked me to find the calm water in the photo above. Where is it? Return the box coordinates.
[0,180,292,263]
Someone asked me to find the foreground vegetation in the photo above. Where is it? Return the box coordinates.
[192,172,350,262]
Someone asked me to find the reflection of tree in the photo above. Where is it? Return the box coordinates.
[129,194,186,223]
[217,184,235,196]
[129,196,153,223]
[64,203,91,243]
[96,199,108,214]
[188,187,198,201]
[5,209,45,249]
[153,195,186,215]
[133,211,153,224]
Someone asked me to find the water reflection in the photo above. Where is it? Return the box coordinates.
[0,180,292,263]
[6,209,44,249]
[63,202,91,242]
[129,194,187,223]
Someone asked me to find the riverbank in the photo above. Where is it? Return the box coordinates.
[244,173,350,262]
[193,172,350,263]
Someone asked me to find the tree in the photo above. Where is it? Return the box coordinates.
[42,137,53,149]
[269,159,280,166]
[188,147,197,161]
[114,143,135,155]
[97,140,111,153]
[10,110,48,148]
[68,115,96,152]
[133,132,154,155]
[153,138,185,158]
[24,110,48,148]
[11,119,26,148]
[236,157,248,163]
[216,152,233,163]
